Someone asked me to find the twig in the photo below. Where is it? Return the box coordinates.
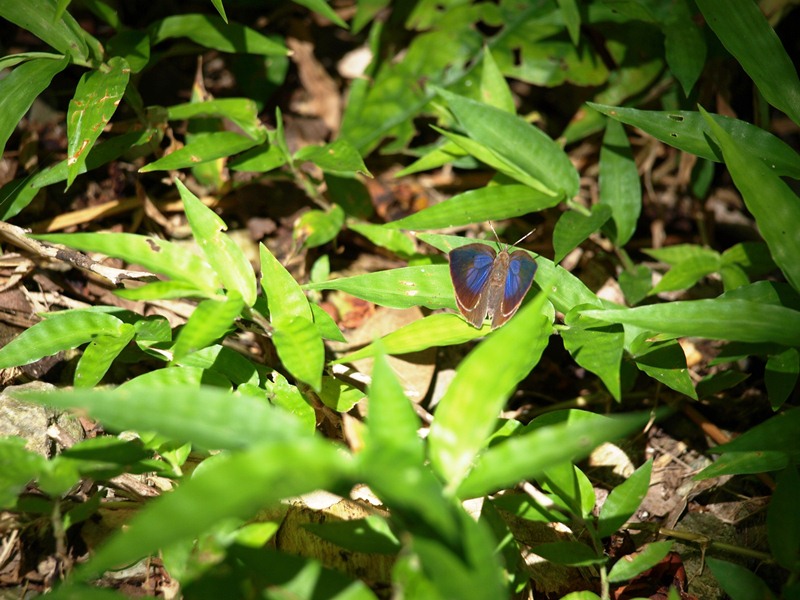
[0,220,157,286]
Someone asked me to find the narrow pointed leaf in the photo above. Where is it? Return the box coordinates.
[458,411,651,498]
[599,118,640,246]
[696,0,800,125]
[0,0,89,61]
[583,300,800,347]
[172,293,244,362]
[305,265,455,310]
[436,88,579,199]
[177,180,256,306]
[34,232,220,291]
[67,57,130,187]
[0,311,125,368]
[429,291,552,488]
[74,324,136,388]
[590,104,800,179]
[701,107,800,292]
[0,56,69,158]
[386,185,560,231]
[149,14,289,56]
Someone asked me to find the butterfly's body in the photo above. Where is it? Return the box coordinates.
[449,242,537,329]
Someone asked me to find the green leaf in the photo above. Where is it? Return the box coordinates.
[303,515,400,554]
[645,244,722,294]
[696,0,800,126]
[0,437,46,509]
[75,439,347,580]
[168,98,264,139]
[115,281,210,301]
[348,221,416,257]
[139,131,266,172]
[436,88,579,199]
[119,366,230,391]
[106,29,151,73]
[590,104,800,180]
[0,311,126,368]
[478,46,514,113]
[607,541,673,583]
[260,244,324,391]
[705,557,777,600]
[267,372,316,434]
[701,106,800,292]
[0,0,89,61]
[74,324,136,388]
[435,127,552,191]
[364,349,425,464]
[34,232,220,291]
[561,321,624,401]
[633,339,697,399]
[317,376,363,412]
[260,244,313,322]
[66,57,131,187]
[305,264,455,311]
[559,593,601,600]
[292,0,348,28]
[310,303,346,342]
[599,118,640,246]
[695,451,789,480]
[598,460,653,538]
[294,139,370,176]
[765,348,799,410]
[178,345,261,387]
[228,142,286,172]
[767,467,800,571]
[209,0,227,22]
[386,184,560,230]
[457,410,652,499]
[295,204,345,249]
[428,291,552,488]
[149,14,289,56]
[556,0,581,46]
[172,293,244,362]
[30,129,159,190]
[530,541,602,566]
[662,0,706,96]
[582,300,800,347]
[176,179,257,306]
[352,0,389,34]
[333,314,488,364]
[710,408,800,463]
[553,204,612,264]
[619,265,652,306]
[0,56,69,158]
[272,316,324,392]
[14,385,312,451]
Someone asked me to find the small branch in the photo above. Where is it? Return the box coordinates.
[0,220,157,286]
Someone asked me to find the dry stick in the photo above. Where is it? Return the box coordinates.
[0,220,157,286]
[29,194,220,233]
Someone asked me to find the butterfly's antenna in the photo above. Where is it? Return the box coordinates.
[488,221,503,250]
[512,228,536,248]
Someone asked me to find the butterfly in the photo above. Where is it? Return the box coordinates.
[449,230,537,329]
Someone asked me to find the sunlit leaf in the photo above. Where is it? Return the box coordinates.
[0,311,126,368]
[0,56,69,159]
[66,57,130,187]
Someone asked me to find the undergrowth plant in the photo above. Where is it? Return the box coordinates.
[0,0,798,598]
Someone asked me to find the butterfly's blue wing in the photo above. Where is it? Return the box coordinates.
[449,243,496,327]
[493,250,537,328]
